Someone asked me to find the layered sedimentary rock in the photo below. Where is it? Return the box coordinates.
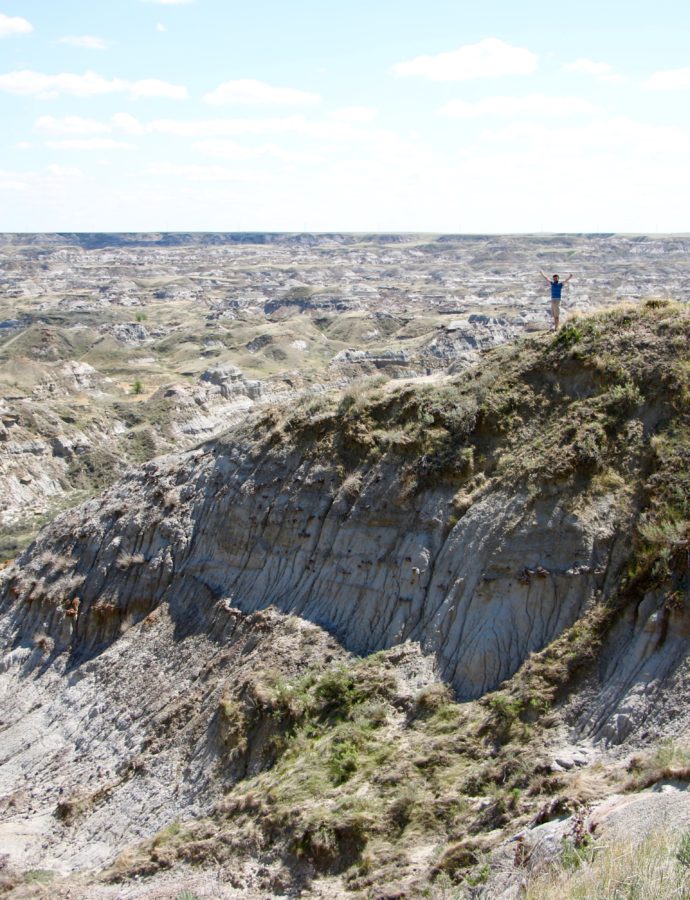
[0,303,687,890]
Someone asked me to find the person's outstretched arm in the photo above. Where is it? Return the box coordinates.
[563,273,573,284]
[539,270,551,282]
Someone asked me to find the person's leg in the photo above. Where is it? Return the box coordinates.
[550,299,560,330]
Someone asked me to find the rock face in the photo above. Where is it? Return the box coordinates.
[330,348,417,379]
[486,787,690,897]
[0,598,353,873]
[0,362,273,553]
[0,303,687,892]
[2,302,687,730]
[200,364,263,400]
[2,420,682,741]
[428,315,519,369]
[0,447,616,695]
[0,457,681,883]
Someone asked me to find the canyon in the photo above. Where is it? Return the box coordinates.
[0,236,688,897]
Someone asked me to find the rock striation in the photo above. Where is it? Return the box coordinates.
[2,301,688,723]
[0,302,688,892]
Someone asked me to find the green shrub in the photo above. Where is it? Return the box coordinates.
[313,668,363,720]
[601,381,643,414]
[328,738,359,784]
[560,834,595,871]
[554,323,583,348]
[676,832,690,870]
[466,863,491,886]
[312,663,394,721]
[23,870,55,884]
[644,298,671,310]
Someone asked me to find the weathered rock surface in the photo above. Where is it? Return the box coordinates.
[484,785,690,898]
[0,302,687,896]
[0,603,353,873]
[0,445,617,698]
[3,233,688,560]
[200,363,263,400]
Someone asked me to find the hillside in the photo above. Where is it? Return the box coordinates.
[0,301,688,898]
[3,233,689,561]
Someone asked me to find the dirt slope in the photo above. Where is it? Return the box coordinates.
[0,301,688,897]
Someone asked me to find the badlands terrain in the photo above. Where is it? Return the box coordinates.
[0,234,689,898]
[1,231,688,558]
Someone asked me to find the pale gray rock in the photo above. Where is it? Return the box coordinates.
[0,430,653,715]
[330,348,410,367]
[200,364,263,400]
[107,323,151,343]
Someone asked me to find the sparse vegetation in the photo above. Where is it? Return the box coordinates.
[116,551,146,570]
[278,303,688,511]
[110,644,602,890]
[625,740,690,791]
[2,296,689,897]
[524,830,690,899]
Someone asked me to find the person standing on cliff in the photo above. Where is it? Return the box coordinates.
[540,271,572,330]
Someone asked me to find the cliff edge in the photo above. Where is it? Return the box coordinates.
[0,300,688,897]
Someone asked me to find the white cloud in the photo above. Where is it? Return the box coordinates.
[439,94,599,118]
[58,35,107,50]
[0,13,33,38]
[204,79,320,106]
[146,163,265,182]
[46,113,366,140]
[0,164,85,192]
[330,106,378,123]
[46,138,134,150]
[46,164,85,178]
[392,38,537,81]
[156,23,167,32]
[193,139,324,164]
[33,112,310,138]
[15,141,32,149]
[644,68,690,90]
[191,139,256,160]
[6,106,688,231]
[0,170,30,191]
[564,59,609,76]
[35,114,112,135]
[111,112,148,134]
[85,114,422,158]
[479,116,690,156]
[146,116,388,145]
[563,58,623,83]
[130,78,187,99]
[148,115,307,136]
[438,116,690,231]
[0,70,187,99]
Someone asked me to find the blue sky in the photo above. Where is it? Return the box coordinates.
[1,0,688,231]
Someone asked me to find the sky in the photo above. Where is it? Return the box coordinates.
[0,0,689,232]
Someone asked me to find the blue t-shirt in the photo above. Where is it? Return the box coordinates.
[550,281,564,299]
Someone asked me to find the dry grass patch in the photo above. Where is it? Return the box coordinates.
[626,740,690,791]
[524,829,690,899]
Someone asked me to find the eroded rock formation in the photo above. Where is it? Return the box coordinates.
[0,302,688,896]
